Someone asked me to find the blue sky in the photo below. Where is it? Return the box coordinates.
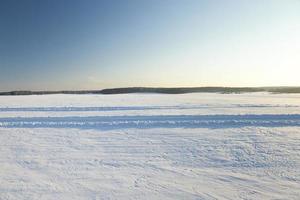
[0,0,299,91]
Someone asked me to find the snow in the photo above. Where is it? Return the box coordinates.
[0,93,300,199]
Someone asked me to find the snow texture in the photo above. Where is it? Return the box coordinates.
[0,93,300,199]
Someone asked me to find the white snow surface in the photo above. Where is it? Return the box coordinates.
[0,93,300,199]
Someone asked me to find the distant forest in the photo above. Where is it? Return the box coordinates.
[1,87,300,95]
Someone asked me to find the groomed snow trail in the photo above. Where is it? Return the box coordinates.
[0,93,300,199]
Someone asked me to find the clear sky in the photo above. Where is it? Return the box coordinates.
[0,0,299,91]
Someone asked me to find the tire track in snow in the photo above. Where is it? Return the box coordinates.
[0,104,298,112]
[1,114,300,129]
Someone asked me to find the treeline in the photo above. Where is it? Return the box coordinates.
[0,90,101,96]
[100,87,264,94]
[1,87,300,96]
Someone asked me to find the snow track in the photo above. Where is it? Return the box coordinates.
[1,114,300,129]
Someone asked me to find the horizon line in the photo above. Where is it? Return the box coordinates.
[1,86,300,95]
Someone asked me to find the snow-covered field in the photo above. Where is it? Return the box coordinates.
[0,93,300,199]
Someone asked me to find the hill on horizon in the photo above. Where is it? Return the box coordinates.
[1,86,300,96]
